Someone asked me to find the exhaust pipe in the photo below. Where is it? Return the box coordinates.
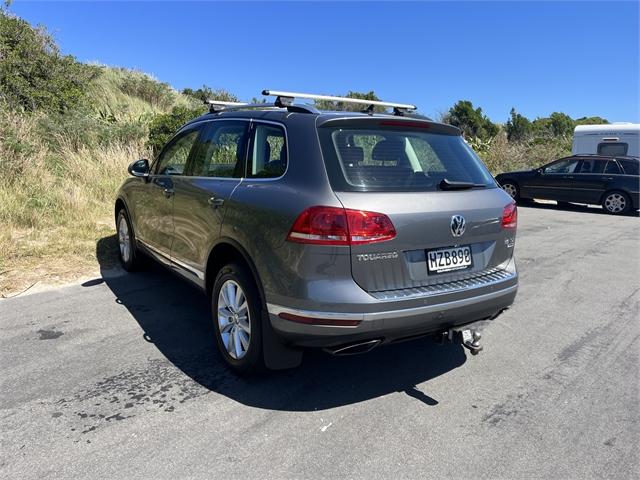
[324,339,382,356]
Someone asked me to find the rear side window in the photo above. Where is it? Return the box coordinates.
[190,121,248,178]
[598,142,628,156]
[318,127,495,192]
[248,123,287,178]
[618,159,639,175]
[577,159,605,174]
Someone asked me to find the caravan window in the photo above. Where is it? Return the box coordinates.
[597,142,628,156]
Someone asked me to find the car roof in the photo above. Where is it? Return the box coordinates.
[182,106,460,134]
[569,154,639,161]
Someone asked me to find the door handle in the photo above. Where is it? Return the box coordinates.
[208,197,225,208]
[563,175,574,179]
[163,188,174,198]
[604,177,613,181]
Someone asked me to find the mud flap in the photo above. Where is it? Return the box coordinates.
[261,310,303,370]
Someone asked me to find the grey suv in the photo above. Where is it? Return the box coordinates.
[115,91,518,373]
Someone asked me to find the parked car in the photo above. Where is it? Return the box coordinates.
[115,90,519,373]
[496,155,639,214]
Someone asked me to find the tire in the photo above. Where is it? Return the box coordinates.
[116,209,143,271]
[501,181,520,201]
[601,191,631,215]
[211,262,264,374]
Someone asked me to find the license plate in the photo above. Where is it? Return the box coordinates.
[427,245,473,274]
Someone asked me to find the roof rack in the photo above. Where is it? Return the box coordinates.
[262,89,417,116]
[205,100,248,113]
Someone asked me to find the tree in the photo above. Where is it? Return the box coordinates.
[575,116,609,125]
[505,107,532,142]
[445,100,498,140]
[0,12,99,113]
[549,112,575,137]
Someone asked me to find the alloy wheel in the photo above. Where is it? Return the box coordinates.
[604,193,627,213]
[118,216,131,263]
[502,183,517,199]
[217,280,251,359]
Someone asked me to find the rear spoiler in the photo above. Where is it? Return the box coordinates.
[316,116,462,136]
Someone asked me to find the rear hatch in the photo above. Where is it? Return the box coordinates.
[317,117,516,293]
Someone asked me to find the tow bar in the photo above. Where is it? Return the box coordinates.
[436,327,483,355]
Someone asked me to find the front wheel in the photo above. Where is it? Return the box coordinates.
[602,191,631,215]
[212,263,264,374]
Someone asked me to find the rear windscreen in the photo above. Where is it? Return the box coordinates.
[318,127,496,192]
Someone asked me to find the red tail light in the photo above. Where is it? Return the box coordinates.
[501,203,517,229]
[287,206,396,246]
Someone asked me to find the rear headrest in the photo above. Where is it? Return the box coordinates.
[372,138,407,163]
[338,146,364,165]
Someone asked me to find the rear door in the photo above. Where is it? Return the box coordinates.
[569,158,608,204]
[170,119,249,284]
[318,122,515,293]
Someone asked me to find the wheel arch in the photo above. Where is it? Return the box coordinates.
[205,238,266,306]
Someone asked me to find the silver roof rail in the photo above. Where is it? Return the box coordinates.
[261,89,417,115]
[205,100,249,113]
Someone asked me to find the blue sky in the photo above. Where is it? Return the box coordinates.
[9,1,640,122]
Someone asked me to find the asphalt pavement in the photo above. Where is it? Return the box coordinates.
[1,203,638,479]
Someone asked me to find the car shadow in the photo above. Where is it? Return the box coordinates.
[93,235,467,412]
[520,199,639,217]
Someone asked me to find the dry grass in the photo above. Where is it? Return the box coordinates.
[0,108,149,296]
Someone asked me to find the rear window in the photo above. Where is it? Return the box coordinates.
[618,159,639,175]
[598,142,628,156]
[318,127,496,192]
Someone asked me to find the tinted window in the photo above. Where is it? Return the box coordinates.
[191,121,248,178]
[618,159,639,176]
[155,129,199,175]
[604,160,622,175]
[248,124,287,178]
[577,159,605,174]
[318,127,495,192]
[545,158,579,174]
[598,142,628,156]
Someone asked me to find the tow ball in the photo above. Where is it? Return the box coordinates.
[436,328,483,355]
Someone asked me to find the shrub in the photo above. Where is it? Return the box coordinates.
[119,72,174,109]
[147,105,205,155]
[0,12,99,113]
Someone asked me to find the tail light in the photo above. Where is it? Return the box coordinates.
[287,206,396,246]
[501,203,517,229]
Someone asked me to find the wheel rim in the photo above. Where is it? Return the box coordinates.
[217,280,251,360]
[604,193,626,213]
[502,183,517,199]
[118,217,131,263]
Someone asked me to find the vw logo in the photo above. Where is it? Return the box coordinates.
[451,215,466,237]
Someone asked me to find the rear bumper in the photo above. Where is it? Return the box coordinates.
[267,259,518,348]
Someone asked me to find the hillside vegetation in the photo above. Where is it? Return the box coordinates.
[0,12,608,295]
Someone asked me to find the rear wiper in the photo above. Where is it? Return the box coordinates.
[439,178,487,190]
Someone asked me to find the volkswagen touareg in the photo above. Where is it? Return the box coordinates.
[115,90,519,373]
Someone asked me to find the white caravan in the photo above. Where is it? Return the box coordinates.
[572,123,640,157]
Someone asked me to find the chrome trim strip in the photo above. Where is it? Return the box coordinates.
[170,255,205,280]
[267,284,517,323]
[138,240,205,280]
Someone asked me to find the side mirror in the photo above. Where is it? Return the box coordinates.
[128,159,150,178]
[536,168,544,175]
